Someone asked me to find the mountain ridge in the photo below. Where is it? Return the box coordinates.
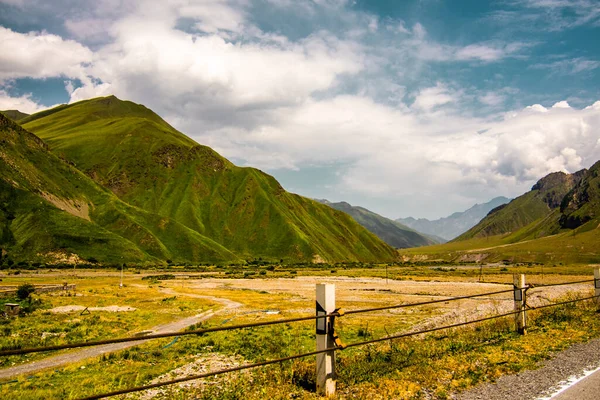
[316,199,439,248]
[5,96,397,264]
[397,196,511,240]
[399,165,600,265]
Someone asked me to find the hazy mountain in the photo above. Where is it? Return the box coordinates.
[317,200,440,248]
[397,196,511,240]
[5,96,396,264]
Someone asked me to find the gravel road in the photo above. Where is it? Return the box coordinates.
[455,337,600,400]
[0,293,241,381]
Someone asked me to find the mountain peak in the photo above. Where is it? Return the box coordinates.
[0,109,30,122]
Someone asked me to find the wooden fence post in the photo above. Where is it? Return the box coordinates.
[513,274,527,335]
[316,283,336,397]
[594,268,600,311]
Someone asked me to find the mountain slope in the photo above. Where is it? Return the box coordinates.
[398,165,600,265]
[21,96,396,263]
[0,110,29,122]
[0,113,238,264]
[456,171,586,241]
[397,197,511,241]
[317,200,439,248]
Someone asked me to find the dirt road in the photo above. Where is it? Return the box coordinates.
[0,293,241,381]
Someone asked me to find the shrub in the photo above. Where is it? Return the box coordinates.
[16,283,35,301]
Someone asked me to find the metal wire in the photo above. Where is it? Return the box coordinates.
[343,288,514,315]
[0,312,337,356]
[347,294,598,348]
[527,279,594,289]
[77,347,337,400]
[0,288,513,357]
[77,294,598,399]
[0,281,591,358]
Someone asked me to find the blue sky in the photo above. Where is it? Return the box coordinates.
[1,0,600,219]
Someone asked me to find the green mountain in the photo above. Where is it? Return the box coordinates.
[15,96,396,264]
[399,164,600,264]
[0,110,30,122]
[456,170,586,241]
[0,113,239,265]
[317,200,439,248]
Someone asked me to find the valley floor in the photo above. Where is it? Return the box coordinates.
[0,266,599,399]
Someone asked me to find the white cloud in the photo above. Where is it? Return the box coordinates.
[1,0,595,219]
[191,95,600,218]
[412,83,456,111]
[79,13,364,123]
[530,57,600,75]
[552,100,570,109]
[0,90,50,114]
[525,104,548,112]
[489,0,600,31]
[0,26,92,81]
[479,92,506,107]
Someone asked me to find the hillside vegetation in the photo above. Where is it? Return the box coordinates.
[0,113,238,264]
[3,96,396,264]
[318,200,439,248]
[400,165,600,264]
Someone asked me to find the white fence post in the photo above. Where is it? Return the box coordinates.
[316,283,336,397]
[513,274,527,335]
[594,268,600,311]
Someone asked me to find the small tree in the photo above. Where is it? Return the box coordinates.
[17,283,35,302]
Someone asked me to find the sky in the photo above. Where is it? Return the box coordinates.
[1,0,600,220]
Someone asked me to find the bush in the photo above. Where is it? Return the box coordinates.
[16,283,35,301]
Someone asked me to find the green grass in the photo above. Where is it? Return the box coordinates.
[2,285,597,399]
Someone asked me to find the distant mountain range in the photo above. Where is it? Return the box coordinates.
[317,200,440,249]
[397,196,511,241]
[0,96,397,265]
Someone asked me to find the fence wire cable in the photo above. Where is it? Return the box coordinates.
[0,288,514,357]
[343,288,514,315]
[527,279,594,289]
[77,347,337,400]
[77,294,598,399]
[1,282,592,356]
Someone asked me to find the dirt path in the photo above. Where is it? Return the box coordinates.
[0,292,242,381]
[465,234,559,252]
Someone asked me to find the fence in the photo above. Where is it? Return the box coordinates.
[1,270,599,399]
[0,283,76,297]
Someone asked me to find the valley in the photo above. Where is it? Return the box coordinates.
[1,266,598,399]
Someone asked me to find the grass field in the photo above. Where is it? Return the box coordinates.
[0,265,598,399]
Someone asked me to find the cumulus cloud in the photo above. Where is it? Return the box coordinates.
[193,95,600,218]
[0,90,50,114]
[411,83,456,111]
[2,0,598,218]
[0,26,93,81]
